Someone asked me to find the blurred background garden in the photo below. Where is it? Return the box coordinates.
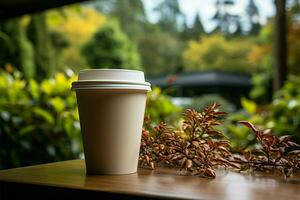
[0,0,300,169]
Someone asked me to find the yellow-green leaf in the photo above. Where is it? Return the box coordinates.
[241,97,256,114]
[33,107,54,124]
[50,97,66,113]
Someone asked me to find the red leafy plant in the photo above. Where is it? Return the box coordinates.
[140,103,300,178]
[139,103,239,178]
[233,121,300,177]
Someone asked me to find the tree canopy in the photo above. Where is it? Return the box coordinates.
[82,21,141,70]
[154,0,184,33]
[181,13,206,41]
[246,0,261,34]
[0,18,35,79]
[182,34,258,74]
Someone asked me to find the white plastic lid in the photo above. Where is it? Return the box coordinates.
[72,69,151,91]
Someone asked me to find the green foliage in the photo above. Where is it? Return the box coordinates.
[108,0,146,40]
[0,70,81,169]
[19,27,36,79]
[145,87,181,124]
[248,22,274,103]
[50,30,70,71]
[82,21,141,70]
[182,34,258,74]
[27,13,55,80]
[180,94,236,114]
[94,0,146,38]
[0,18,35,79]
[225,75,300,149]
[224,99,263,150]
[266,75,300,142]
[250,72,272,104]
[139,27,183,75]
[93,0,184,75]
[154,0,183,33]
[241,97,256,114]
[181,13,206,41]
[47,6,106,72]
[250,6,300,101]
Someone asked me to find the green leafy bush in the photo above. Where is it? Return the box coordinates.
[225,76,300,150]
[182,34,258,74]
[145,86,181,124]
[0,18,35,79]
[265,75,300,142]
[0,70,82,169]
[224,98,264,150]
[82,21,141,70]
[138,28,183,76]
[180,94,236,114]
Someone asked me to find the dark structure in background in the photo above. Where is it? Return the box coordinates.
[148,71,253,106]
[0,0,87,20]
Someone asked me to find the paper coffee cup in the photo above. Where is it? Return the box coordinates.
[72,69,151,175]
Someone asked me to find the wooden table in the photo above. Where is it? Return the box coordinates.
[0,159,299,200]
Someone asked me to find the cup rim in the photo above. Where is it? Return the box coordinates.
[72,83,151,91]
[78,69,144,73]
[73,69,151,91]
[73,80,151,86]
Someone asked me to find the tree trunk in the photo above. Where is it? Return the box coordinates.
[274,0,287,91]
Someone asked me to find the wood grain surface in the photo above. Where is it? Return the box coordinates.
[0,159,299,200]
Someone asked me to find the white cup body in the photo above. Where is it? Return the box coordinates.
[72,69,150,175]
[76,89,147,174]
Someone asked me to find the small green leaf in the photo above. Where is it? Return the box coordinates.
[41,80,53,95]
[29,79,39,98]
[50,97,66,113]
[19,125,36,136]
[241,97,256,114]
[33,107,54,124]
